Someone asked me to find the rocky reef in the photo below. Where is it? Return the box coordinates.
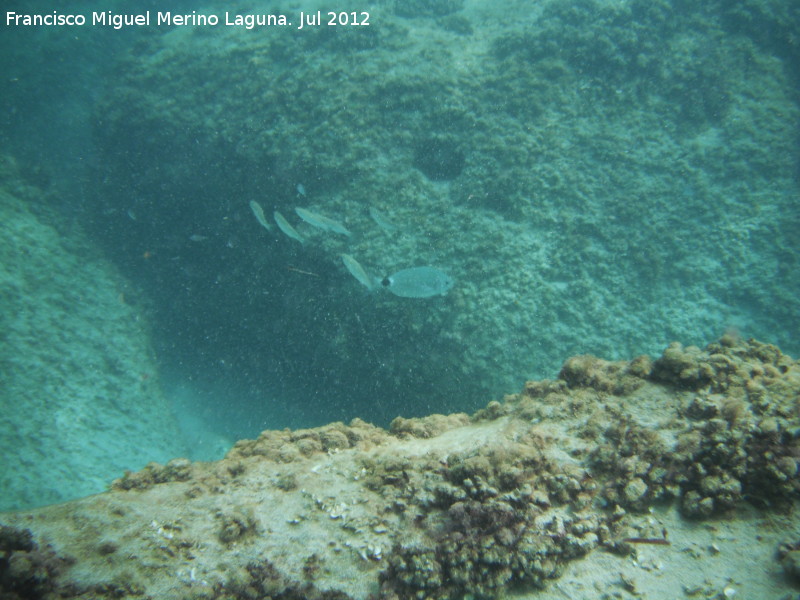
[1,336,798,599]
[84,0,800,425]
[0,156,187,511]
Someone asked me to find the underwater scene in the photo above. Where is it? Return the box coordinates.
[0,0,799,597]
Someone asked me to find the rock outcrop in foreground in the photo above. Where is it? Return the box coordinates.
[1,336,799,599]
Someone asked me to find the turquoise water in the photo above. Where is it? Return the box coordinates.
[0,0,798,511]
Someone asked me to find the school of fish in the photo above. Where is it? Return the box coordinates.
[248,200,453,299]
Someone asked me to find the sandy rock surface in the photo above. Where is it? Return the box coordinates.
[1,336,799,599]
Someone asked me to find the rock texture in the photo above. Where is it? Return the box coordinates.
[1,336,798,599]
[0,156,186,511]
[85,0,800,425]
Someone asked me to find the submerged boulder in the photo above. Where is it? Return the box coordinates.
[0,157,186,510]
[0,336,797,599]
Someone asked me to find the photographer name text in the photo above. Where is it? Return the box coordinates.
[5,10,370,31]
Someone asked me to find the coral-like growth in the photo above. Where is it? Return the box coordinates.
[0,525,71,599]
[1,338,798,599]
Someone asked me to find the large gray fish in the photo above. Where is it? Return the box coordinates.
[382,267,454,298]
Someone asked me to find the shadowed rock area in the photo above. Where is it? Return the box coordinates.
[0,157,186,511]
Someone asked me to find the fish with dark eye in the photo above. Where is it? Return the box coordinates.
[340,256,454,299]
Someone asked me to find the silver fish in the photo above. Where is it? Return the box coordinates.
[249,200,273,231]
[382,267,454,298]
[274,211,304,244]
[295,207,351,237]
[369,206,399,233]
[341,254,375,290]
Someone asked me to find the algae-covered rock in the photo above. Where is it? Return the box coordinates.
[85,0,800,428]
[0,156,186,511]
[1,337,797,599]
[780,548,800,583]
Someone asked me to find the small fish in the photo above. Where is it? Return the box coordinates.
[341,254,375,291]
[189,234,208,242]
[369,206,399,233]
[382,267,454,298]
[296,183,306,196]
[274,211,304,244]
[295,207,352,237]
[249,201,273,231]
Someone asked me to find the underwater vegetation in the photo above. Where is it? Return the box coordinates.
[0,336,798,598]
